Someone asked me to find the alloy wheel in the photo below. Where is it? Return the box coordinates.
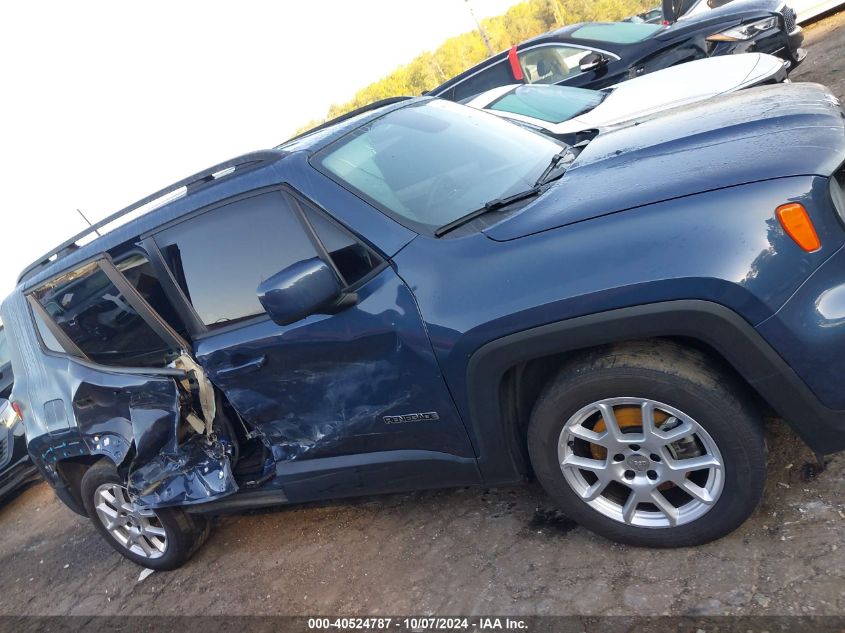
[558,397,724,528]
[93,483,167,559]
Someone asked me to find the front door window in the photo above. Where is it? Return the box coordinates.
[156,191,321,328]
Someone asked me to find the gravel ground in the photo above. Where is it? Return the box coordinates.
[1,10,845,618]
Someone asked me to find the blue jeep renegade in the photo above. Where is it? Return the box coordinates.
[3,82,844,569]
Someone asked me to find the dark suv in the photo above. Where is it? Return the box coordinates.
[3,82,845,569]
[429,0,804,102]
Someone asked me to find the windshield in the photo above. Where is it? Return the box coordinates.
[315,99,564,231]
[571,22,662,43]
[488,85,606,124]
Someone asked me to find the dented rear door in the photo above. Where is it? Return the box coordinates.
[26,254,237,508]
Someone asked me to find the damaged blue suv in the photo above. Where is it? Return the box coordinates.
[3,82,845,569]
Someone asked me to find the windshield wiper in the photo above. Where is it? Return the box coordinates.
[434,148,579,238]
[533,148,576,187]
[434,186,543,237]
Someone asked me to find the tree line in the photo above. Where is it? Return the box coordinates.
[295,0,653,134]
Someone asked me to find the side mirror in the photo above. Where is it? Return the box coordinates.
[579,52,609,73]
[257,258,347,326]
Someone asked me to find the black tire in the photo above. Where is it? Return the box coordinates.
[80,460,209,570]
[527,340,767,547]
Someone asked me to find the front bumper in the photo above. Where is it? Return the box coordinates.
[754,237,845,453]
[786,26,807,67]
[709,24,805,69]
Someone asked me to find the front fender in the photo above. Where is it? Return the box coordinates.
[465,300,845,484]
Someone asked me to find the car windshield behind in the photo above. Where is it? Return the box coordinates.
[570,22,663,43]
[315,99,564,231]
[488,85,606,124]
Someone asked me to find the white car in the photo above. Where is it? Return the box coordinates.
[464,53,787,139]
[677,0,844,24]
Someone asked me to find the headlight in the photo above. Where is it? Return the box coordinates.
[0,401,21,429]
[707,16,779,41]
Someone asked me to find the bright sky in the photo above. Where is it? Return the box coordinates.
[1,0,520,296]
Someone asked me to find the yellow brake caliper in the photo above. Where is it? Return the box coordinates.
[590,406,674,490]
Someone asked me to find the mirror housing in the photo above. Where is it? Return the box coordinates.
[257,258,346,326]
[579,52,609,73]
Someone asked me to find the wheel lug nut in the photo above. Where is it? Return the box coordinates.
[613,453,625,462]
[630,444,640,452]
[623,470,635,480]
[650,453,661,462]
[647,470,658,481]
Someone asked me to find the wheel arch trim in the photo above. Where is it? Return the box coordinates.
[465,299,844,484]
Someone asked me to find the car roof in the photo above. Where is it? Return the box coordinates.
[523,21,664,48]
[17,97,427,290]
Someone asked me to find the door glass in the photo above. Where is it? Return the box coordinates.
[116,253,188,337]
[30,261,177,367]
[518,46,592,84]
[156,191,320,328]
[301,203,381,286]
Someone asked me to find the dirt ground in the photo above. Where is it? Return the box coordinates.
[2,10,845,618]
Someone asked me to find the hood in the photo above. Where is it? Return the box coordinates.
[484,82,845,242]
[559,53,784,132]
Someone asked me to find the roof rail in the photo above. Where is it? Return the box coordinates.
[279,96,413,147]
[17,150,282,285]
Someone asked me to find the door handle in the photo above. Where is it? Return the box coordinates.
[215,355,267,378]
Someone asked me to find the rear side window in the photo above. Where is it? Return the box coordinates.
[30,261,176,367]
[155,191,321,328]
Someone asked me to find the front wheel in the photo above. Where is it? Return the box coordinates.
[527,341,767,547]
[80,460,209,570]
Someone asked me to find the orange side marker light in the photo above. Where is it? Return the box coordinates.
[776,203,821,252]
